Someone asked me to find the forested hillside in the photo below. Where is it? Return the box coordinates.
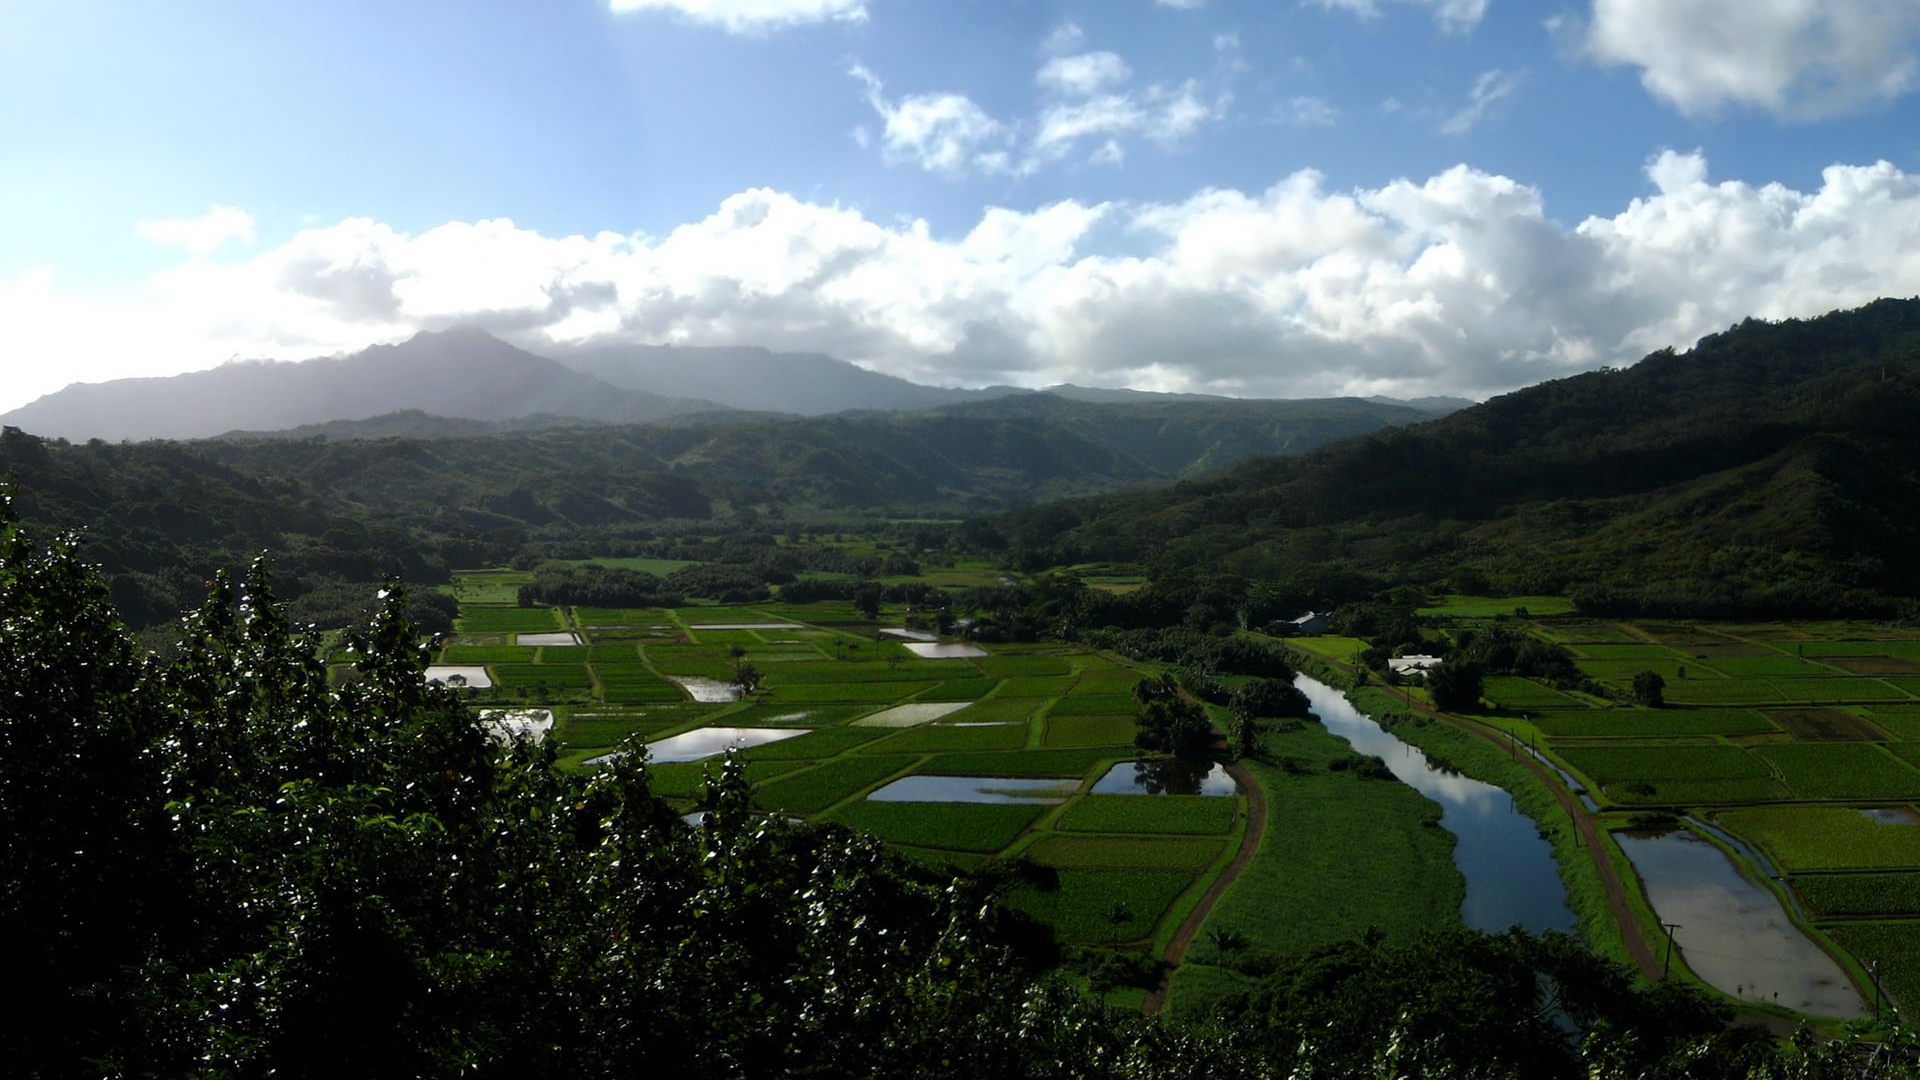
[1003,299,1920,618]
[0,393,1425,627]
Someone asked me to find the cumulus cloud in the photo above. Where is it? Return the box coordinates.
[135,206,257,257]
[1586,0,1920,118]
[1037,51,1133,97]
[1314,0,1489,34]
[850,64,1010,174]
[12,152,1920,413]
[608,0,868,33]
[854,42,1227,175]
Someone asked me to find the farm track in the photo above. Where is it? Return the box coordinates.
[1140,752,1265,1016]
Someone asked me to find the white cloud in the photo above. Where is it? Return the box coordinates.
[850,64,1010,174]
[608,0,868,33]
[1441,68,1524,133]
[13,153,1920,413]
[1031,81,1224,165]
[855,38,1228,177]
[1277,96,1340,126]
[134,206,257,257]
[1314,0,1489,34]
[1586,0,1920,118]
[1037,51,1133,97]
[1156,0,1207,8]
[1041,22,1085,55]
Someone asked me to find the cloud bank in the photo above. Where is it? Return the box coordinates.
[8,152,1920,412]
[1586,0,1920,118]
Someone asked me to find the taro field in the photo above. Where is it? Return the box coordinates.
[1457,615,1920,1013]
[433,571,1247,954]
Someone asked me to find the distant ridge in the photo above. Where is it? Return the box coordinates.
[0,328,726,441]
[549,341,1023,415]
[1,325,1470,442]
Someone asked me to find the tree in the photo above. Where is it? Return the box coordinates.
[732,660,763,695]
[1425,661,1484,712]
[1633,669,1666,707]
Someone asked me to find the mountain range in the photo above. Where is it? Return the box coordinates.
[2,328,1473,442]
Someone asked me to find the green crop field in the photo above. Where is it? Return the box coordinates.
[825,801,1048,853]
[1068,670,1144,696]
[1043,714,1137,748]
[1480,676,1582,710]
[1054,794,1238,835]
[1526,708,1776,738]
[1047,694,1139,716]
[455,606,564,634]
[919,678,1002,701]
[1023,835,1229,871]
[762,681,935,703]
[452,570,532,605]
[1418,595,1577,617]
[1716,807,1920,871]
[997,677,1075,698]
[867,722,1030,753]
[976,655,1075,677]
[489,663,595,690]
[919,748,1119,778]
[751,755,919,815]
[1751,744,1920,800]
[1793,872,1920,917]
[1001,869,1199,945]
[1825,923,1920,1016]
[439,645,535,664]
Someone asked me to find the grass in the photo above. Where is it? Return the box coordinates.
[977,655,1074,677]
[1168,715,1466,1015]
[1793,872,1920,917]
[489,663,595,690]
[1750,744,1920,801]
[455,607,564,634]
[919,678,1003,701]
[1054,794,1238,835]
[1824,923,1920,1017]
[1480,676,1583,710]
[1418,595,1577,617]
[1554,743,1774,784]
[1716,807,1920,872]
[1047,695,1138,716]
[439,645,536,664]
[865,722,1030,753]
[1526,708,1777,738]
[1001,868,1199,946]
[751,755,919,814]
[918,748,1118,778]
[824,801,1047,853]
[1042,715,1138,749]
[729,727,895,760]
[1023,835,1229,870]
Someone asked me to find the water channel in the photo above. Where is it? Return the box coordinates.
[1298,676,1576,935]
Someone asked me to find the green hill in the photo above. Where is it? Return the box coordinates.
[1002,298,1920,617]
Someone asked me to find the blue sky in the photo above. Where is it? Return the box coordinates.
[4,0,1919,413]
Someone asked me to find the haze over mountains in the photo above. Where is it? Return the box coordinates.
[0,328,1469,443]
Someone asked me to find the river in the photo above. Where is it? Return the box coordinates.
[1297,676,1576,935]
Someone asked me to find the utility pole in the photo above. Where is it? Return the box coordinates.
[1661,922,1682,978]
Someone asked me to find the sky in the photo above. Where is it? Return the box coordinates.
[3,0,1920,413]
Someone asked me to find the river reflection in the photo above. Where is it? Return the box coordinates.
[1616,829,1866,1017]
[1298,677,1575,935]
[1091,759,1237,796]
